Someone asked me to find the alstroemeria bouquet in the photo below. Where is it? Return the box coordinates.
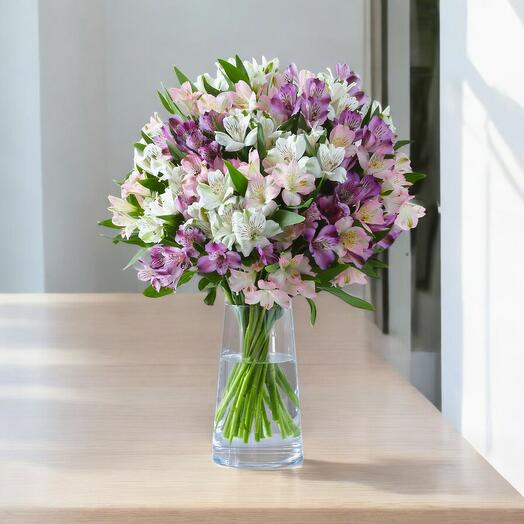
[101,56,425,444]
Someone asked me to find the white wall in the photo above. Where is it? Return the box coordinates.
[13,0,368,292]
[441,0,524,494]
[0,0,45,292]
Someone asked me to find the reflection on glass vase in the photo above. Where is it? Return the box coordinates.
[212,303,303,469]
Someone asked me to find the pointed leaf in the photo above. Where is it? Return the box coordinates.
[157,89,175,114]
[123,247,147,271]
[271,210,305,227]
[405,172,427,184]
[316,263,351,284]
[306,298,317,326]
[257,123,267,160]
[98,219,121,230]
[202,76,221,96]
[173,66,197,92]
[235,55,251,87]
[217,58,250,85]
[394,139,412,150]
[204,286,217,305]
[318,284,375,311]
[224,159,248,196]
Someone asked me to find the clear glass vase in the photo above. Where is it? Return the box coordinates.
[212,303,303,469]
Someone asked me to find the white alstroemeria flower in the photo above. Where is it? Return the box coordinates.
[232,209,282,256]
[328,82,360,118]
[187,201,212,237]
[209,200,240,249]
[265,135,307,171]
[197,169,235,210]
[108,196,138,239]
[146,191,178,218]
[136,215,164,244]
[306,143,347,183]
[395,201,426,230]
[243,57,279,91]
[142,112,165,139]
[215,109,257,152]
[159,164,186,197]
[254,114,282,148]
[134,143,169,177]
[195,69,229,93]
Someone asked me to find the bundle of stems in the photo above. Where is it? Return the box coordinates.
[214,304,300,443]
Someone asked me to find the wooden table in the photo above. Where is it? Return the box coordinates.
[0,294,522,523]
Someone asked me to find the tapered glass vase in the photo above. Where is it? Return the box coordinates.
[212,303,303,469]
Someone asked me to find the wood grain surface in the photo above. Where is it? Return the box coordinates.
[0,293,522,523]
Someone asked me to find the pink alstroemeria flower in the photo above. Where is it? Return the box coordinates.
[395,201,426,230]
[228,268,256,293]
[272,160,316,207]
[354,198,385,231]
[332,267,368,287]
[168,81,201,116]
[231,80,258,111]
[269,252,316,299]
[335,217,370,263]
[240,151,280,213]
[329,125,356,157]
[244,280,291,309]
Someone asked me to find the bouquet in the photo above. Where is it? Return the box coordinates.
[101,56,425,448]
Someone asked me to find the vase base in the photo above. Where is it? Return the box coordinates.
[212,437,303,469]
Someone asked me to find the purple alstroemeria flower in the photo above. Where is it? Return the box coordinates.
[302,202,322,242]
[199,111,225,134]
[283,63,299,84]
[175,226,205,257]
[257,243,277,265]
[334,64,368,106]
[361,115,395,154]
[152,124,173,156]
[376,225,402,250]
[336,172,381,208]
[270,83,300,120]
[197,141,220,166]
[150,245,190,273]
[197,242,241,275]
[299,78,330,127]
[317,195,350,225]
[310,225,339,270]
[334,109,363,133]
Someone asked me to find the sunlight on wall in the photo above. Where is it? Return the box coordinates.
[441,0,524,494]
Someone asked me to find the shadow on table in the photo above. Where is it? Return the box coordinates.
[280,458,478,495]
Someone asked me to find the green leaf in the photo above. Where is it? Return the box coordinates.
[173,66,197,92]
[271,210,305,227]
[112,234,149,248]
[198,277,210,291]
[264,263,279,273]
[202,76,221,96]
[138,178,166,193]
[291,197,314,210]
[257,123,267,160]
[134,141,146,151]
[123,247,147,271]
[143,285,174,298]
[359,263,379,279]
[217,58,250,85]
[224,160,248,196]
[158,214,183,229]
[98,219,121,230]
[318,285,375,311]
[394,139,412,150]
[157,89,175,114]
[368,258,388,269]
[278,114,298,132]
[204,286,217,306]
[167,141,185,163]
[141,131,153,144]
[316,263,351,284]
[235,55,252,87]
[373,229,391,242]
[177,269,194,288]
[405,172,427,184]
[306,298,317,326]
